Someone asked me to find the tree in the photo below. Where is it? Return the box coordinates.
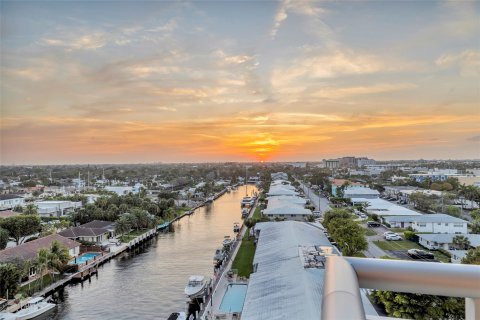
[408,192,436,212]
[444,205,461,218]
[0,227,9,249]
[371,291,464,320]
[0,263,21,298]
[323,209,353,229]
[115,216,132,235]
[461,247,480,265]
[23,204,38,215]
[470,209,480,221]
[470,221,480,234]
[48,240,70,275]
[0,215,41,245]
[13,205,23,213]
[452,235,470,250]
[329,219,368,256]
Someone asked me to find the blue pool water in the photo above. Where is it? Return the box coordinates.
[219,284,248,313]
[70,252,100,265]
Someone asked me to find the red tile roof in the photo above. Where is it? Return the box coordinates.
[0,210,20,219]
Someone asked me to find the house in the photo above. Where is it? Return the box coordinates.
[59,226,111,245]
[35,200,83,217]
[343,186,379,199]
[0,194,25,210]
[383,214,468,233]
[447,250,468,264]
[104,186,135,195]
[330,179,363,197]
[0,234,80,278]
[417,233,480,251]
[263,178,311,221]
[350,198,422,217]
[80,220,116,238]
[263,204,313,221]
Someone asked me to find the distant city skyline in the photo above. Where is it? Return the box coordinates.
[1,1,479,164]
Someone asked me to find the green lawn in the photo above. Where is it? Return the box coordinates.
[364,229,377,236]
[119,229,150,243]
[389,227,405,233]
[373,240,423,251]
[18,274,57,296]
[252,207,262,219]
[232,229,256,278]
[373,240,450,262]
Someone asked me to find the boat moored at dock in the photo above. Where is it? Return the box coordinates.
[10,297,56,320]
[233,222,240,233]
[184,275,211,299]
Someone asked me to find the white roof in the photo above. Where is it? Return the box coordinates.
[384,214,467,224]
[188,275,205,282]
[344,186,380,196]
[418,234,480,247]
[351,198,422,216]
[242,221,334,320]
[263,205,312,216]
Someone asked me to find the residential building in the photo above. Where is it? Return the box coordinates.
[356,157,376,167]
[383,214,468,233]
[323,159,340,169]
[344,186,380,199]
[35,200,83,217]
[350,198,422,217]
[105,186,135,195]
[242,221,376,319]
[417,233,480,251]
[59,226,111,245]
[270,172,288,180]
[0,234,80,265]
[330,179,363,197]
[0,194,24,210]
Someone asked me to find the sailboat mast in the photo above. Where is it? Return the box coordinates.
[245,166,248,196]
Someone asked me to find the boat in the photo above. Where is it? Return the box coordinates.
[222,235,233,247]
[0,313,17,320]
[241,208,249,218]
[167,312,187,320]
[233,222,240,233]
[226,186,232,192]
[205,196,214,203]
[184,275,210,298]
[14,297,56,320]
[241,196,252,207]
[213,247,225,262]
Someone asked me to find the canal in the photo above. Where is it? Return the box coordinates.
[52,185,258,319]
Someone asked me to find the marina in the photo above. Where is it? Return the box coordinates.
[48,185,258,319]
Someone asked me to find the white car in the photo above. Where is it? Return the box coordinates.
[383,231,396,238]
[385,234,402,241]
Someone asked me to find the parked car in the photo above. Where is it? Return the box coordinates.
[367,221,381,227]
[312,210,321,217]
[385,234,402,241]
[407,249,435,260]
[383,231,396,238]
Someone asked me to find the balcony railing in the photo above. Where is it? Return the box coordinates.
[322,256,480,320]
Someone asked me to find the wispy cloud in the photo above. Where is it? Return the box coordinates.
[436,50,480,77]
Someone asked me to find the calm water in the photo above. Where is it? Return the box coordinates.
[52,185,257,320]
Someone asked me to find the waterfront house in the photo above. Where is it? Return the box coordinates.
[59,226,110,245]
[383,214,468,233]
[350,198,422,217]
[34,200,83,217]
[0,194,25,210]
[0,234,80,279]
[417,233,480,251]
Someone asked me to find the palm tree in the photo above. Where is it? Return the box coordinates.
[23,204,38,215]
[48,240,70,277]
[452,235,471,250]
[36,249,49,290]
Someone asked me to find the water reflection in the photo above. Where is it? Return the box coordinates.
[52,185,258,319]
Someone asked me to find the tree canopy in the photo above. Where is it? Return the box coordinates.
[0,215,41,245]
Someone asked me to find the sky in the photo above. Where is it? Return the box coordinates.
[1,0,479,164]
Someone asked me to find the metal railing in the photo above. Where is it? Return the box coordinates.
[322,256,480,320]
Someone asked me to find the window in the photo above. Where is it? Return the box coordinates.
[445,223,448,226]
[417,223,427,227]
[454,223,464,227]
[437,223,441,225]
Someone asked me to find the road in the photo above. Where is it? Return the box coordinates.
[298,181,331,212]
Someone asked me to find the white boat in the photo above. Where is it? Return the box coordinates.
[213,248,225,262]
[233,222,240,233]
[14,297,56,320]
[0,313,17,320]
[184,275,210,298]
[205,196,214,203]
[223,235,233,247]
[241,196,252,207]
[241,208,249,218]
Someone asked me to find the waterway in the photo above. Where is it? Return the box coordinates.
[52,185,258,319]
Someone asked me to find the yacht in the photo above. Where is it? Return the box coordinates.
[222,235,233,247]
[213,247,225,263]
[14,297,56,320]
[241,196,252,207]
[233,222,240,233]
[184,275,210,298]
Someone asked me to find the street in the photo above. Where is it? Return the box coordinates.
[298,181,331,212]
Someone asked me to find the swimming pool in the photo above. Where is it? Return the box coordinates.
[219,283,248,313]
[70,252,100,265]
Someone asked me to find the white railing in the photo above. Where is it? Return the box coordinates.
[322,256,480,320]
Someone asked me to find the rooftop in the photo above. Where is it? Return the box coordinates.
[0,194,23,201]
[384,213,467,224]
[418,233,480,247]
[351,198,422,216]
[0,234,80,263]
[59,226,110,238]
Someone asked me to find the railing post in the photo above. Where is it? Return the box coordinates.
[466,298,480,320]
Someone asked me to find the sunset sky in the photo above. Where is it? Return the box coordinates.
[1,1,479,164]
